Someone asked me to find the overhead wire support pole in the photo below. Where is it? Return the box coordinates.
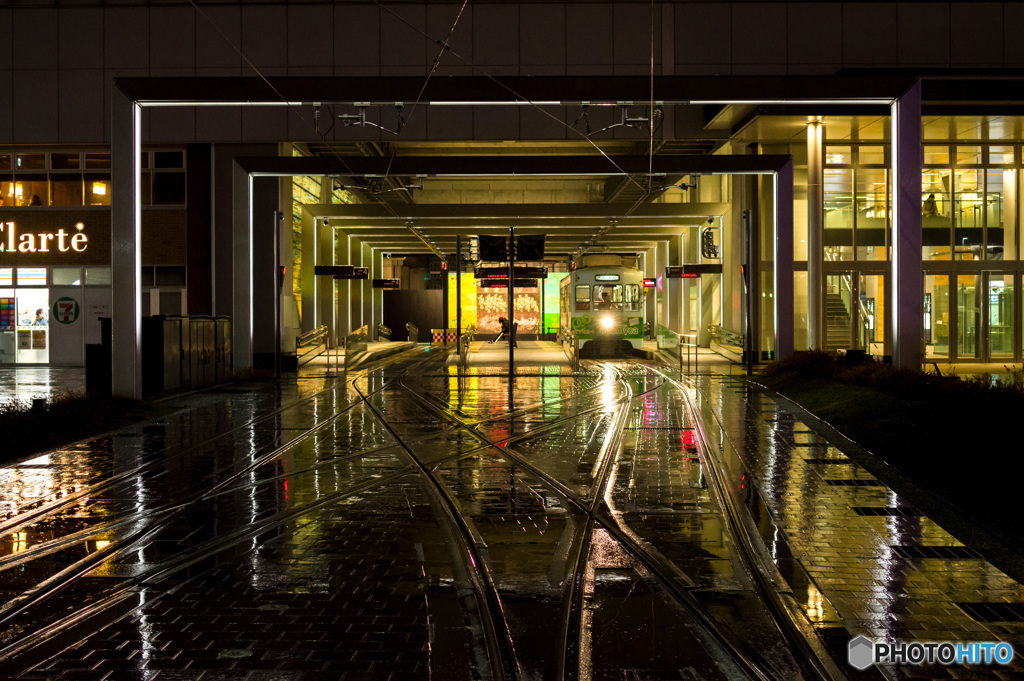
[508,226,515,404]
[274,208,282,376]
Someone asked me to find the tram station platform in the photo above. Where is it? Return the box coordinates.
[448,339,572,367]
[300,340,418,369]
[0,347,1021,680]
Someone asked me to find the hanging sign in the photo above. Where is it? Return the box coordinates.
[53,297,80,324]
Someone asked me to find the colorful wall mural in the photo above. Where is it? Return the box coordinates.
[447,272,568,334]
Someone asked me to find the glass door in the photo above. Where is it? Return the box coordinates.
[956,274,980,360]
[924,274,950,359]
[985,272,1015,361]
[825,273,855,350]
[858,274,886,356]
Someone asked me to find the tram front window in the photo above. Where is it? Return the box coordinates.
[595,285,621,310]
[594,284,640,310]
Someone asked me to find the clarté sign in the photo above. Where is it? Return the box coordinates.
[0,221,88,253]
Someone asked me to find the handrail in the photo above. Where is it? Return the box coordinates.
[560,327,580,371]
[678,333,698,374]
[297,325,327,348]
[708,325,742,347]
[406,323,419,343]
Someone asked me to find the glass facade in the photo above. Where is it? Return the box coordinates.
[819,138,1022,362]
[0,149,185,207]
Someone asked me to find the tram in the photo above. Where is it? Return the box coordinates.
[559,255,645,356]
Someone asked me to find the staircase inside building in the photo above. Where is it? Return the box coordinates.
[826,292,851,350]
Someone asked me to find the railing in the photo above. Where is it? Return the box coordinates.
[707,325,742,347]
[297,325,328,364]
[377,323,392,341]
[406,323,419,343]
[345,325,369,370]
[560,327,580,372]
[297,325,327,348]
[678,333,698,374]
[458,326,476,371]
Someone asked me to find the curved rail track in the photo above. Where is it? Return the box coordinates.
[0,349,835,681]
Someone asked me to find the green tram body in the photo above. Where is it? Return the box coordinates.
[559,265,645,355]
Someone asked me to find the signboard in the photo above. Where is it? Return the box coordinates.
[480,279,539,288]
[475,266,547,280]
[53,297,80,324]
[642,278,656,288]
[665,264,723,278]
[314,265,369,279]
[335,267,369,280]
[372,279,400,289]
[0,221,89,253]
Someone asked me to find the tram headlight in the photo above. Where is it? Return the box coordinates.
[600,316,614,329]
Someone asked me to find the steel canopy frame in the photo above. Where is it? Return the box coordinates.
[112,75,917,399]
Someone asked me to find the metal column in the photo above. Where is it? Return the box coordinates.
[111,85,143,399]
[891,80,923,369]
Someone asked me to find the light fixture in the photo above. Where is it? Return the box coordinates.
[92,182,106,195]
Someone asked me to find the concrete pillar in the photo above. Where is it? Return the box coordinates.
[360,241,372,334]
[231,161,253,372]
[668,234,683,333]
[724,170,745,334]
[111,86,143,398]
[372,249,383,338]
[807,122,825,349]
[775,160,795,361]
[317,219,335,347]
[335,231,350,337]
[656,241,669,334]
[643,248,656,336]
[300,209,316,333]
[891,81,923,369]
[349,236,363,330]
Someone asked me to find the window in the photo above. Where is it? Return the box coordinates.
[51,153,80,170]
[624,284,641,311]
[923,145,950,165]
[85,267,111,286]
[0,268,11,286]
[16,268,47,285]
[85,175,111,206]
[84,153,110,169]
[51,177,83,206]
[16,154,44,170]
[52,268,82,286]
[574,285,590,311]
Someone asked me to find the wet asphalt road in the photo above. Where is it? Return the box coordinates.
[0,349,1021,681]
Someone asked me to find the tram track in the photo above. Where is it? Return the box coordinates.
[1,349,613,676]
[1,350,837,681]
[0,349,438,664]
[399,357,831,681]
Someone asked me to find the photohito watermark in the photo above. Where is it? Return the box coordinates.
[848,636,1015,670]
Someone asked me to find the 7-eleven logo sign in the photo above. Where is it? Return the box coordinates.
[53,297,80,324]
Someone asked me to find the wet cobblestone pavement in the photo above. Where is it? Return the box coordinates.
[0,354,1021,680]
[687,372,1024,681]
